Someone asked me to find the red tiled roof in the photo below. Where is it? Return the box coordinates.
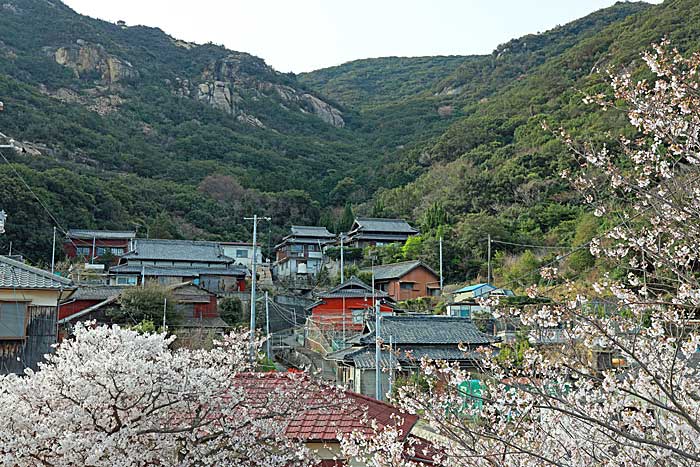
[233,372,418,443]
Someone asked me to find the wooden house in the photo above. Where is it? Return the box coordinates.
[274,225,336,279]
[364,260,440,301]
[307,276,394,334]
[327,315,495,400]
[64,229,136,262]
[109,239,247,294]
[0,255,75,374]
[343,218,418,249]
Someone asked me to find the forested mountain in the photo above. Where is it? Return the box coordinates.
[0,0,695,285]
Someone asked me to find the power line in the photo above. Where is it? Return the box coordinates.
[0,149,69,236]
[491,239,578,250]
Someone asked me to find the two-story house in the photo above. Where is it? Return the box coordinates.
[343,218,418,249]
[274,226,335,279]
[64,229,136,262]
[219,241,263,269]
[364,260,440,301]
[109,239,247,294]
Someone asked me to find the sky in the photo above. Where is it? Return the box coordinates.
[62,1,660,73]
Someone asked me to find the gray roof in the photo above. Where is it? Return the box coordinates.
[318,276,389,299]
[121,239,234,263]
[290,225,335,238]
[350,218,418,235]
[110,264,247,277]
[0,255,74,290]
[330,345,485,369]
[70,285,125,301]
[366,260,438,281]
[67,229,136,240]
[361,316,494,346]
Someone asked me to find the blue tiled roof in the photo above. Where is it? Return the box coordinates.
[454,283,493,293]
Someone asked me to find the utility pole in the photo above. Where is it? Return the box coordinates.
[439,236,444,290]
[487,233,492,284]
[51,226,56,274]
[244,214,271,364]
[339,233,345,283]
[0,210,6,235]
[265,291,271,361]
[162,297,167,331]
[375,301,382,401]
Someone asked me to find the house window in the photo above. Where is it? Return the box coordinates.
[308,244,318,252]
[352,309,364,324]
[96,247,107,256]
[110,247,124,255]
[236,249,248,258]
[400,282,414,290]
[76,246,91,257]
[290,244,303,254]
[0,301,28,339]
[116,276,138,286]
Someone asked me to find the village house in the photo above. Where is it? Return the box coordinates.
[64,229,136,262]
[58,282,228,348]
[306,276,394,353]
[219,241,263,270]
[343,217,418,249]
[274,225,336,279]
[0,255,75,374]
[364,260,441,301]
[109,239,247,294]
[446,283,514,318]
[234,372,434,466]
[327,315,495,400]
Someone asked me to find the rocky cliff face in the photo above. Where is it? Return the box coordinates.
[52,40,138,84]
[191,54,345,128]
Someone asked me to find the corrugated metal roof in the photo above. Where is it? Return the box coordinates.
[351,218,418,234]
[67,229,136,240]
[454,283,492,293]
[70,285,125,301]
[361,316,494,345]
[121,239,233,262]
[365,260,438,281]
[0,255,74,290]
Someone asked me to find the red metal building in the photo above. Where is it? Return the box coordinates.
[307,276,393,332]
[64,229,136,261]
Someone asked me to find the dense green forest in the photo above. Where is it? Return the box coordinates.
[1,0,697,286]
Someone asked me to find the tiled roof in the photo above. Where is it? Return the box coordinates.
[365,260,438,281]
[290,225,336,238]
[110,264,247,277]
[67,229,136,240]
[361,316,495,346]
[0,255,74,290]
[319,276,389,299]
[331,345,485,369]
[351,218,418,234]
[233,373,417,442]
[121,239,233,263]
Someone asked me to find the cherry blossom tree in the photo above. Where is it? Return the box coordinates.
[0,324,318,467]
[342,41,700,467]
